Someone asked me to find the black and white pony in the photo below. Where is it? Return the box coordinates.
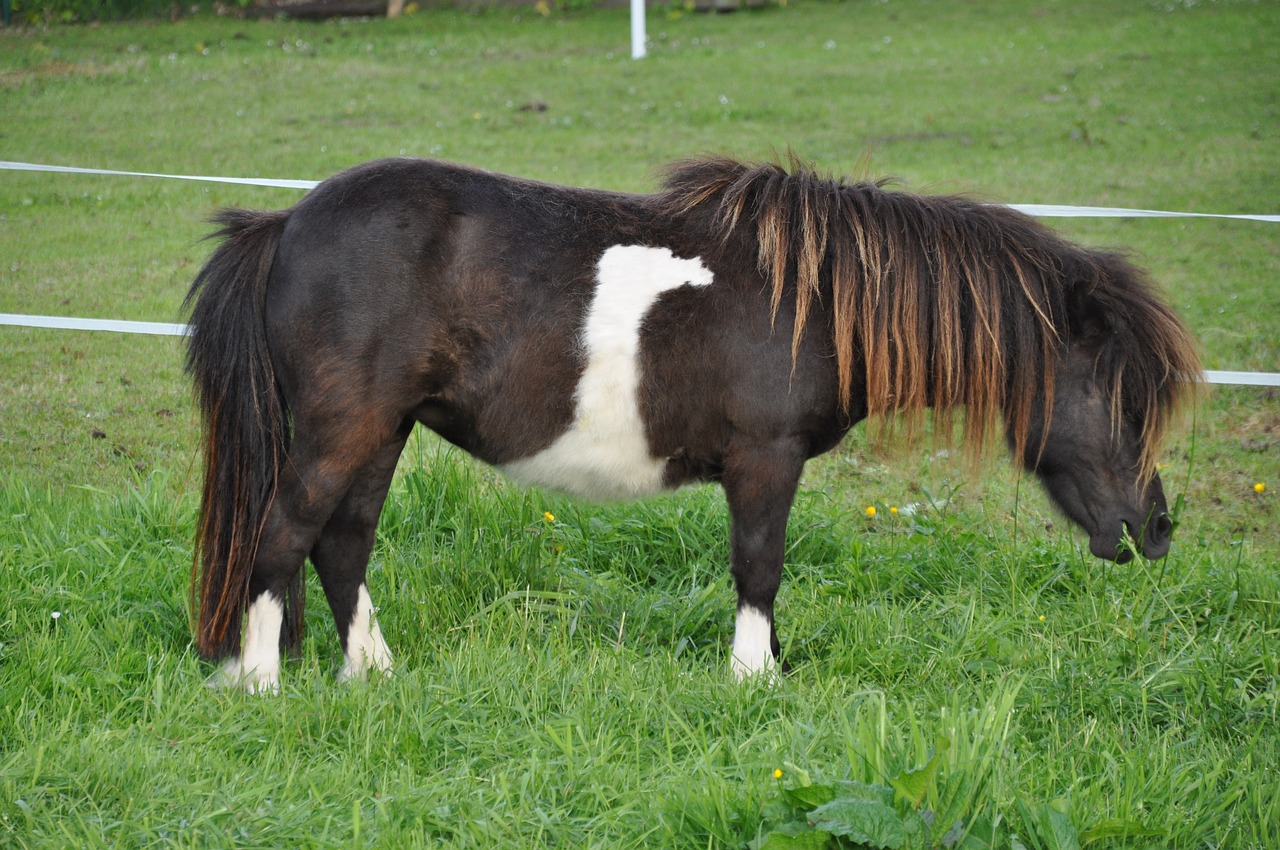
[184,156,1200,691]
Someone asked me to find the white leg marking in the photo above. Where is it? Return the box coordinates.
[502,244,714,502]
[210,593,283,695]
[338,583,393,683]
[730,605,777,681]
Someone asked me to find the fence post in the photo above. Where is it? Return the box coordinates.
[631,0,645,59]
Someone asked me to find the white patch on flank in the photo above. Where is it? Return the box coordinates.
[211,593,283,695]
[730,605,777,681]
[338,583,393,683]
[502,244,713,501]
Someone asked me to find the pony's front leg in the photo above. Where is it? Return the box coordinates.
[722,438,807,681]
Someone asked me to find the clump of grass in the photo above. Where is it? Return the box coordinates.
[4,443,1277,847]
[751,685,1021,849]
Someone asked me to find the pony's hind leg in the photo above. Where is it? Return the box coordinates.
[309,422,412,682]
[213,417,404,693]
[218,592,285,694]
[211,456,346,693]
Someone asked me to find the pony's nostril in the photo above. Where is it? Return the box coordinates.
[1153,512,1173,539]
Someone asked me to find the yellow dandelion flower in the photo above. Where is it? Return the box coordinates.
[889,506,899,515]
[865,506,876,518]
[772,768,783,780]
[1038,615,1046,622]
[543,511,556,523]
[1255,482,1266,494]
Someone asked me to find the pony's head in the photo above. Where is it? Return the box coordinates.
[1018,251,1200,562]
[1024,338,1173,562]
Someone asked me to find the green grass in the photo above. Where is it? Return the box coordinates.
[2,1,1279,847]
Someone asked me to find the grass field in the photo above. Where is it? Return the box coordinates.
[2,0,1278,847]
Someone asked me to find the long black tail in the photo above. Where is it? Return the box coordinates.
[184,208,302,661]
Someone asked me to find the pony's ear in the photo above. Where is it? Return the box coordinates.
[1067,295,1121,344]
[1075,311,1109,342]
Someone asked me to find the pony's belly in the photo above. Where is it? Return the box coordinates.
[500,424,671,502]
[499,243,713,502]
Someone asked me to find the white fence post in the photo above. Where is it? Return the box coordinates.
[631,0,646,59]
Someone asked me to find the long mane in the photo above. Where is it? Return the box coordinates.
[658,156,1201,478]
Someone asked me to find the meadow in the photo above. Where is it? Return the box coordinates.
[1,0,1278,846]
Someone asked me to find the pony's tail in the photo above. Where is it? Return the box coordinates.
[183,208,301,662]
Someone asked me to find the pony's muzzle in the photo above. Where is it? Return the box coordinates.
[1095,511,1173,563]
[1117,512,1173,562]
[1141,512,1174,560]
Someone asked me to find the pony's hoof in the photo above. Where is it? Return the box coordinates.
[337,653,393,685]
[208,657,280,695]
[336,663,393,685]
[730,655,781,685]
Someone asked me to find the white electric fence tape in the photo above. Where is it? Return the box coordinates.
[0,314,189,336]
[0,160,318,190]
[1199,371,1280,387]
[1005,203,1280,223]
[3,161,1277,386]
[1,313,1272,387]
[6,160,1280,221]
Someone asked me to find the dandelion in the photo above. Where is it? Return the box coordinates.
[1255,482,1266,494]
[543,511,556,523]
[1038,615,1045,622]
[889,506,899,515]
[773,768,783,780]
[865,506,876,518]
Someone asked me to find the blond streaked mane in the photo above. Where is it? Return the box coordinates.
[659,156,1201,478]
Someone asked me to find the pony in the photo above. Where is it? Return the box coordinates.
[184,156,1200,691]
